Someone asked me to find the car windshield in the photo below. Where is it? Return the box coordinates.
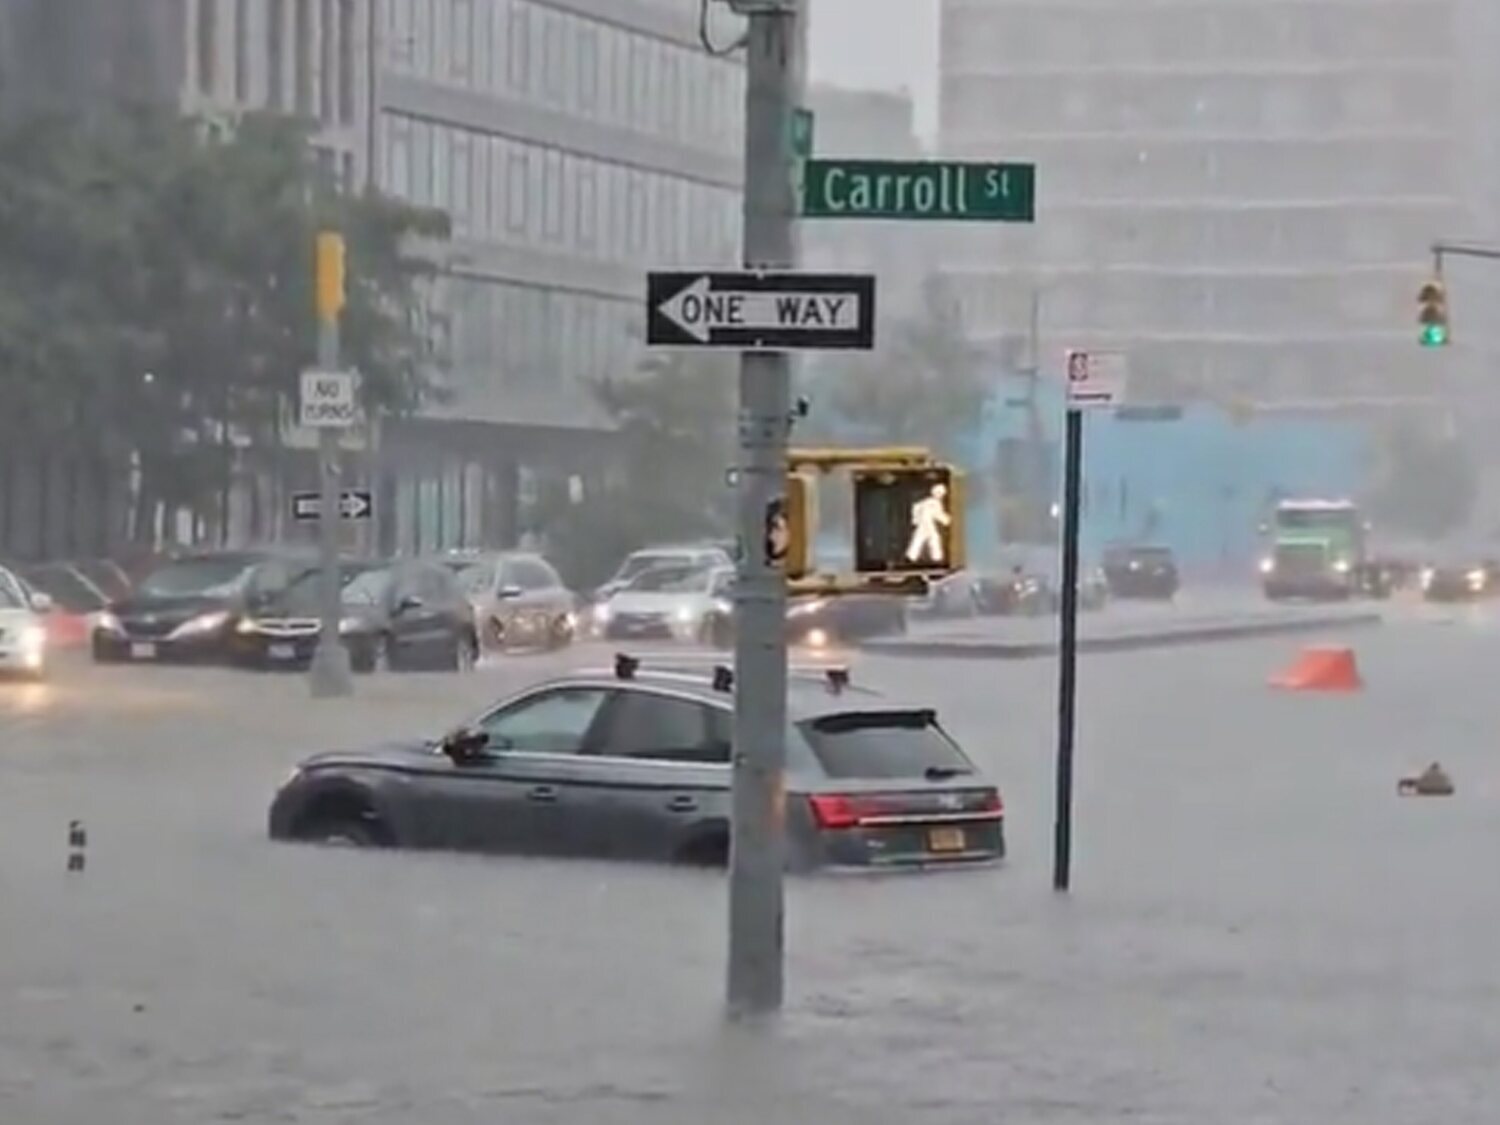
[137,558,257,598]
[1276,509,1358,532]
[339,566,395,607]
[18,564,105,610]
[455,562,494,595]
[277,566,385,613]
[0,572,26,609]
[626,564,711,593]
[617,553,693,582]
[799,710,974,780]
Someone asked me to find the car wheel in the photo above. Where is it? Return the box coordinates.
[309,818,381,847]
[546,615,573,651]
[451,632,479,672]
[486,615,506,651]
[363,635,392,674]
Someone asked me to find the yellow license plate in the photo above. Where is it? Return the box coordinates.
[928,827,966,853]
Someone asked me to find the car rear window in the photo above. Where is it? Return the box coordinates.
[799,710,974,780]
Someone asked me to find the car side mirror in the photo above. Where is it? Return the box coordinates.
[397,594,425,613]
[440,727,490,763]
[498,584,523,600]
[29,592,53,614]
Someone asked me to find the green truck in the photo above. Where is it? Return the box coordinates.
[1258,499,1387,600]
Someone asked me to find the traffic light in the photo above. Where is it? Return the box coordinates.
[1418,278,1448,347]
[779,471,816,579]
[851,465,965,576]
[315,231,346,323]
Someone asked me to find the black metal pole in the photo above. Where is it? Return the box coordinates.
[1053,407,1083,892]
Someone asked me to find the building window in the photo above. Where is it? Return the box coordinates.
[451,130,472,233]
[385,113,412,196]
[451,0,474,82]
[410,119,433,204]
[433,125,452,212]
[197,0,218,97]
[658,48,680,138]
[508,2,530,93]
[295,0,314,113]
[487,137,506,234]
[389,0,413,69]
[266,0,285,107]
[337,0,356,124]
[576,163,597,249]
[469,131,489,236]
[627,172,648,254]
[542,149,563,241]
[612,33,631,125]
[629,39,651,128]
[320,0,337,122]
[411,0,432,75]
[575,21,599,112]
[233,0,250,102]
[542,10,565,104]
[506,147,529,234]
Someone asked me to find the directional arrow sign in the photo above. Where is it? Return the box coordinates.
[646,271,876,351]
[291,490,374,522]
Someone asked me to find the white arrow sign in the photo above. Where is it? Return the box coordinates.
[659,276,861,343]
[291,490,373,521]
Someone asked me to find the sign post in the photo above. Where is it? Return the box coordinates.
[307,231,353,699]
[1054,350,1126,892]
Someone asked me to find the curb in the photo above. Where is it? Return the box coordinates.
[861,612,1384,660]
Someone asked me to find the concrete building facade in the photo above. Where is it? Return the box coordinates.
[938,0,1470,402]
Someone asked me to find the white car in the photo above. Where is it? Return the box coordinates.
[0,566,51,679]
[595,563,733,645]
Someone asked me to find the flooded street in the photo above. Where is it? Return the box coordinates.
[3,617,1499,1123]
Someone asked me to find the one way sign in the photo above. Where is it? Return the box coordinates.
[291,490,373,522]
[646,271,876,351]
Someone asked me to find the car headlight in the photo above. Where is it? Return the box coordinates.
[236,617,260,635]
[338,617,364,633]
[95,611,124,635]
[593,604,612,624]
[168,610,230,639]
[1467,568,1486,591]
[18,624,46,652]
[1258,557,1275,575]
[1421,567,1435,590]
[1128,560,1141,571]
[1332,558,1352,574]
[674,606,697,624]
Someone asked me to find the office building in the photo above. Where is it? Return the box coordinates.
[938,0,1471,401]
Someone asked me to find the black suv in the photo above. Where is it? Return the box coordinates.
[1101,544,1180,600]
[269,658,1005,870]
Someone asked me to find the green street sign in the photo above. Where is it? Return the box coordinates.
[801,159,1035,222]
[790,108,814,160]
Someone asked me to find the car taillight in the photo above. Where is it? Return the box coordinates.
[979,789,1003,816]
[807,794,865,830]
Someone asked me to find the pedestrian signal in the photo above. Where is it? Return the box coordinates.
[1418,278,1449,347]
[777,472,816,579]
[851,465,966,576]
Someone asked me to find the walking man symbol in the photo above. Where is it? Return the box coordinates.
[905,483,951,565]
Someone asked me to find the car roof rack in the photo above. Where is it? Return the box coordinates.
[596,653,863,695]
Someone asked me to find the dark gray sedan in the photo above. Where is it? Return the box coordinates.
[267,659,1005,870]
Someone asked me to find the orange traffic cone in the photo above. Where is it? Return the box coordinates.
[1269,646,1363,692]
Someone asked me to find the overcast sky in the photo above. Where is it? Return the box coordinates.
[807,0,940,140]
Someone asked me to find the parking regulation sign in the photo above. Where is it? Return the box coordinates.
[1064,350,1127,409]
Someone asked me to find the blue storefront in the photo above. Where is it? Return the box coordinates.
[965,375,1373,574]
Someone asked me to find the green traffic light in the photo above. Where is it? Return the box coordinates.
[1421,323,1449,347]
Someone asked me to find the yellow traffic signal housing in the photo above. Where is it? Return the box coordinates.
[782,471,817,579]
[851,465,966,576]
[315,231,347,323]
[1418,278,1448,347]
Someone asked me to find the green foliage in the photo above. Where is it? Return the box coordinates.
[1370,419,1478,538]
[538,350,737,588]
[0,107,448,531]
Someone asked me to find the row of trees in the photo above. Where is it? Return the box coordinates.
[0,108,448,539]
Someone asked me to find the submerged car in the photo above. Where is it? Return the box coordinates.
[1420,555,1500,603]
[449,551,576,652]
[268,658,1005,870]
[232,559,479,672]
[92,550,315,663]
[594,562,731,644]
[0,565,51,679]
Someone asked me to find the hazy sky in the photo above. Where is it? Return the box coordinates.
[807,0,940,140]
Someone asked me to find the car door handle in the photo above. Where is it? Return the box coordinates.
[527,785,559,803]
[667,794,698,813]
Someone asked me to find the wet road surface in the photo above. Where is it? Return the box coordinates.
[2,615,1499,1123]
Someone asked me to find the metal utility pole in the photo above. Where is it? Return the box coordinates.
[726,0,802,1020]
[1052,406,1082,891]
[309,232,354,698]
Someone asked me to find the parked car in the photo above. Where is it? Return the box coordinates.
[1101,544,1180,600]
[0,564,51,679]
[92,550,316,664]
[450,552,577,652]
[232,558,479,672]
[10,561,106,647]
[268,657,1005,869]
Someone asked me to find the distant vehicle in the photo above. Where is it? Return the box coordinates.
[595,562,731,644]
[0,564,51,679]
[71,559,134,603]
[232,559,479,672]
[9,561,107,647]
[449,552,576,652]
[92,550,316,664]
[1259,499,1387,601]
[592,544,733,603]
[1101,544,1180,600]
[1419,553,1500,603]
[268,657,1005,869]
[703,571,908,648]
